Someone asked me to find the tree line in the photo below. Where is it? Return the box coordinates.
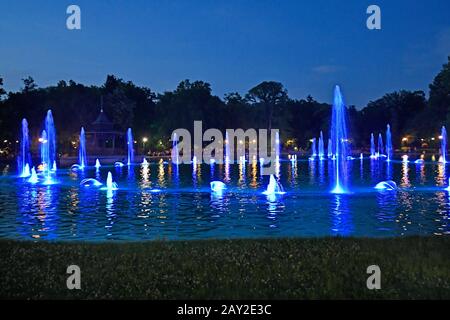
[0,56,449,156]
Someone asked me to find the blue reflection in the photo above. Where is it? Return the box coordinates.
[330,194,352,236]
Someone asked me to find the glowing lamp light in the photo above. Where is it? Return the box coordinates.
[142,137,148,143]
[402,137,408,142]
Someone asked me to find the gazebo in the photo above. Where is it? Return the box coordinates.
[85,107,125,156]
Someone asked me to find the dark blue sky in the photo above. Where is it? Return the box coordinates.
[1,0,449,107]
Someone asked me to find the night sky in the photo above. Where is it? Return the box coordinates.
[1,0,450,107]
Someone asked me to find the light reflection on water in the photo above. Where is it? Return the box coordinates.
[0,158,449,241]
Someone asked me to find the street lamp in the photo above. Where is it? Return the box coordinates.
[142,137,148,152]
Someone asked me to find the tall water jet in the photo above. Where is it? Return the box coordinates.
[126,128,134,165]
[18,118,32,177]
[440,126,447,163]
[370,133,376,158]
[386,124,393,161]
[172,132,179,165]
[311,138,317,158]
[44,110,56,169]
[378,133,384,157]
[225,132,231,162]
[79,127,87,169]
[95,159,101,169]
[330,85,350,194]
[28,167,38,184]
[40,130,49,170]
[318,131,324,159]
[275,131,280,161]
[327,138,332,158]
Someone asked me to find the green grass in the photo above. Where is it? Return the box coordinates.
[0,237,449,299]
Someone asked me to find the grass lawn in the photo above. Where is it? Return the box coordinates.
[0,237,449,299]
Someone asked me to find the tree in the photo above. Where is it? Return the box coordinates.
[429,56,450,125]
[246,81,288,130]
[0,77,5,98]
[21,76,37,92]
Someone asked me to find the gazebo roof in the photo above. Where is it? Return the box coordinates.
[92,109,112,126]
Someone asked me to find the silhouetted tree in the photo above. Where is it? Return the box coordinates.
[429,56,450,125]
[21,76,37,93]
[246,81,288,130]
[0,77,6,98]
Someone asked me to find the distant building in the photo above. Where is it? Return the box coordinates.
[85,107,125,155]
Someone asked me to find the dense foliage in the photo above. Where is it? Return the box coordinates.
[0,57,449,155]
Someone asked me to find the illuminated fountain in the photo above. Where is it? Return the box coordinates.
[318,131,324,160]
[370,133,376,158]
[95,159,101,169]
[40,110,57,184]
[374,180,397,191]
[44,110,56,168]
[28,167,38,184]
[142,158,148,165]
[80,178,102,188]
[330,85,350,194]
[377,133,384,157]
[79,127,87,169]
[310,138,317,159]
[386,124,393,162]
[327,138,332,158]
[210,181,226,194]
[225,132,231,162]
[440,126,447,163]
[262,174,286,196]
[18,118,32,177]
[172,132,179,165]
[104,172,118,191]
[127,128,134,165]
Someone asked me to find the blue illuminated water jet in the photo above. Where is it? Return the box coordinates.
[386,124,393,161]
[210,181,226,194]
[18,119,32,177]
[370,133,376,158]
[310,138,317,158]
[44,110,56,168]
[330,85,350,194]
[440,126,447,163]
[225,132,230,162]
[103,172,118,191]
[378,133,384,157]
[318,131,324,159]
[172,132,179,165]
[374,180,397,191]
[79,127,87,169]
[80,178,102,188]
[28,167,38,184]
[327,138,332,158]
[39,110,57,184]
[95,159,101,169]
[127,128,134,165]
[262,175,286,196]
